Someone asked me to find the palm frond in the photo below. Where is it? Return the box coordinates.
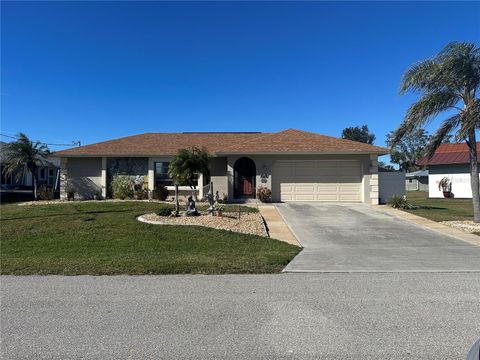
[425,114,461,158]
[457,98,480,139]
[404,90,459,127]
[2,133,51,177]
[400,59,440,94]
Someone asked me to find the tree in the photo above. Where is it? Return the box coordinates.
[2,133,50,200]
[386,128,430,171]
[341,125,376,144]
[168,147,210,216]
[378,161,396,172]
[390,42,480,222]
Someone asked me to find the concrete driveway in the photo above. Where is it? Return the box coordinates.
[277,203,480,272]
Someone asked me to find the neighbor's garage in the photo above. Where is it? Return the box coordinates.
[273,160,363,201]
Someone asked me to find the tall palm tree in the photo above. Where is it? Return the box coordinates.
[391,42,480,221]
[168,147,210,216]
[2,133,50,200]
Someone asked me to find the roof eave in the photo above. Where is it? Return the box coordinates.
[216,150,388,156]
[54,150,389,158]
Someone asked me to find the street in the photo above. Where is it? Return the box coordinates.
[1,273,479,359]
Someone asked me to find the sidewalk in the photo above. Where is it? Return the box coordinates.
[257,205,301,246]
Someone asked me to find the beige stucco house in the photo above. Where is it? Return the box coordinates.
[54,129,388,204]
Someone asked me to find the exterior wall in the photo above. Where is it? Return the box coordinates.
[378,171,406,204]
[59,154,382,204]
[62,157,103,200]
[226,154,377,204]
[405,177,428,191]
[209,157,228,199]
[428,164,478,199]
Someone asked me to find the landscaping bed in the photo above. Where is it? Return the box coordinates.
[440,221,480,234]
[139,212,267,237]
[0,201,299,275]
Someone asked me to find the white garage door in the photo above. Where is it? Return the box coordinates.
[274,160,363,202]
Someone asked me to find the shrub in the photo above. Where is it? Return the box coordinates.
[111,175,135,199]
[257,187,272,202]
[134,188,148,200]
[387,195,413,209]
[38,185,54,200]
[157,206,174,217]
[152,184,169,201]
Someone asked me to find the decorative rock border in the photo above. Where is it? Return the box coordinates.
[137,212,268,238]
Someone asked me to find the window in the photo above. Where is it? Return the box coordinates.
[154,161,199,188]
[39,168,46,180]
[48,169,55,186]
[154,162,172,187]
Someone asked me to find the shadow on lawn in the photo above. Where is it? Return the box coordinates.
[2,209,134,221]
[415,206,447,210]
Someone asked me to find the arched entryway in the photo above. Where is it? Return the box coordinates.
[234,157,256,198]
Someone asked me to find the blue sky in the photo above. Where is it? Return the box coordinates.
[1,1,479,155]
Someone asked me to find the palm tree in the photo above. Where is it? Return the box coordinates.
[2,133,50,200]
[168,147,210,216]
[391,42,480,221]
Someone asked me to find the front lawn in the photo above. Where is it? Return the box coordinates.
[403,191,475,222]
[0,202,300,275]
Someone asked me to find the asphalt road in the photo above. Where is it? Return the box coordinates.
[277,203,480,272]
[2,274,479,359]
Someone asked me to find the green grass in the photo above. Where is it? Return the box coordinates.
[403,191,475,222]
[0,201,300,275]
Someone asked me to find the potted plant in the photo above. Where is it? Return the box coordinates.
[438,177,452,198]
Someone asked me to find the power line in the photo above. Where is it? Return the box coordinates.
[0,133,81,147]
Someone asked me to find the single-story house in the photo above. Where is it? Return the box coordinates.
[53,128,388,204]
[405,170,428,191]
[0,141,60,190]
[417,142,480,198]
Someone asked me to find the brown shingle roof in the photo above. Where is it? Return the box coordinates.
[417,142,480,166]
[53,128,388,157]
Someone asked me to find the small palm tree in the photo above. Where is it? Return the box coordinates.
[168,147,210,216]
[391,42,480,222]
[2,133,50,200]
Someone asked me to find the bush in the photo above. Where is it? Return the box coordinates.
[152,184,169,201]
[157,206,174,217]
[38,185,54,200]
[257,187,272,202]
[134,188,148,200]
[111,175,135,199]
[387,195,413,209]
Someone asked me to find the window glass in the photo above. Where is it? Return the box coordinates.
[155,162,172,186]
[39,168,46,180]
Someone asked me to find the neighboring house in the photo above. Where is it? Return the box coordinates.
[405,170,428,191]
[417,142,480,198]
[0,141,60,190]
[53,129,388,203]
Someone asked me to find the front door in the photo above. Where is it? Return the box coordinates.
[241,176,253,196]
[234,157,256,198]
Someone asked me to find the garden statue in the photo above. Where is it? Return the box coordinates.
[184,195,199,216]
[206,194,215,215]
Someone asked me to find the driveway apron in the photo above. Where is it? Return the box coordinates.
[277,203,480,272]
